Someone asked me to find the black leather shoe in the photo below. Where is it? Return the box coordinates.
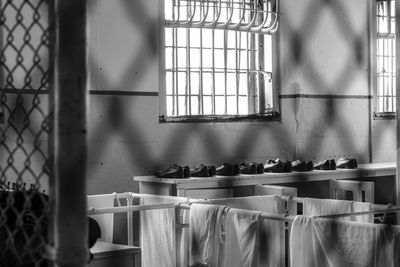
[240,163,250,174]
[256,163,264,174]
[264,159,284,173]
[248,163,258,174]
[313,159,335,170]
[283,161,292,172]
[183,166,191,178]
[156,164,183,178]
[305,161,313,171]
[232,164,240,175]
[292,160,306,172]
[208,165,216,176]
[240,163,257,174]
[216,163,233,176]
[313,160,330,170]
[336,157,357,169]
[329,159,336,170]
[190,165,209,177]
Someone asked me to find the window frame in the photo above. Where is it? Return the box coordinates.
[372,0,396,120]
[157,0,281,123]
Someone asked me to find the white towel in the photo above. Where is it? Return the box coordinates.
[303,198,352,220]
[374,223,400,266]
[352,202,373,223]
[209,195,285,267]
[223,208,261,267]
[87,194,115,243]
[290,215,400,267]
[140,195,189,267]
[190,203,226,267]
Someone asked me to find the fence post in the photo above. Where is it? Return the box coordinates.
[52,0,88,266]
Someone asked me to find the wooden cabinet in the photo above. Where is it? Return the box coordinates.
[90,242,141,267]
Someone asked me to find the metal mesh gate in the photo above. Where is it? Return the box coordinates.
[0,0,51,266]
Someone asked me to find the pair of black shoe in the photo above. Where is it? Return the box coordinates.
[190,164,216,177]
[239,163,264,175]
[336,157,358,169]
[264,159,292,173]
[292,160,314,172]
[313,159,336,170]
[155,164,190,178]
[215,163,240,176]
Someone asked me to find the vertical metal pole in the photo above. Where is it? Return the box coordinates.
[257,1,265,114]
[53,0,88,266]
[395,0,400,221]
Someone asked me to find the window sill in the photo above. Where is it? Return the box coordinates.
[374,112,395,120]
[159,112,280,123]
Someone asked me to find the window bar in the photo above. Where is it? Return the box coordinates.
[171,29,176,116]
[170,1,175,116]
[392,2,396,112]
[257,1,265,114]
[236,30,240,115]
[186,27,191,115]
[224,30,228,115]
[248,32,256,113]
[386,30,389,111]
[377,5,381,112]
[212,29,216,114]
[199,7,204,114]
[383,21,386,112]
[391,25,394,111]
[174,28,180,116]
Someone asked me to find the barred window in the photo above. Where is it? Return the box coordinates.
[160,0,279,121]
[376,0,395,115]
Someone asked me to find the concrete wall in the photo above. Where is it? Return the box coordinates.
[86,0,393,195]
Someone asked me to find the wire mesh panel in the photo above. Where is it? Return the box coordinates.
[0,0,51,266]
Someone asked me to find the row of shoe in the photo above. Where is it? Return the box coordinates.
[155,164,216,178]
[215,162,264,176]
[156,162,262,178]
[155,157,358,178]
[312,157,358,170]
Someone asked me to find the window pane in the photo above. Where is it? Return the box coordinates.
[203,73,213,95]
[215,96,225,114]
[227,96,237,115]
[190,72,199,95]
[191,96,199,115]
[238,96,248,115]
[215,73,225,95]
[177,72,186,95]
[227,73,236,95]
[166,71,173,95]
[203,96,213,115]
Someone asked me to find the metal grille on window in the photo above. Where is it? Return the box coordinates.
[164,0,279,117]
[0,0,51,266]
[376,0,396,114]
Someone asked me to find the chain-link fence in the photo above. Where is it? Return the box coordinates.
[0,0,51,266]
